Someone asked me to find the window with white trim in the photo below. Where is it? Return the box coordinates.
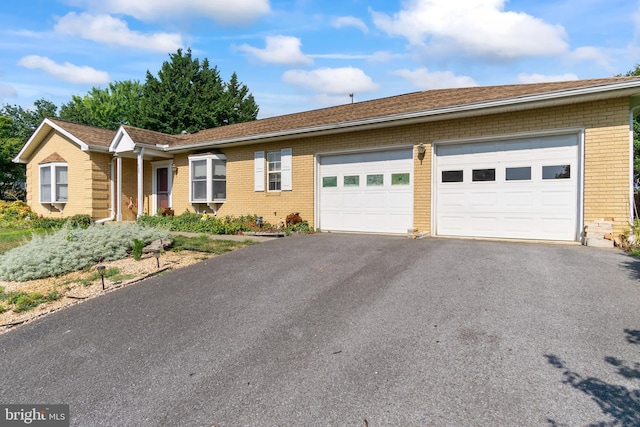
[255,148,292,192]
[39,163,68,203]
[189,154,226,203]
[267,151,281,191]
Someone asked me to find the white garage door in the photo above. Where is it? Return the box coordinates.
[319,149,413,234]
[435,134,580,241]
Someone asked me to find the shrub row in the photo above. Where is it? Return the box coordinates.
[0,224,168,282]
[137,213,264,234]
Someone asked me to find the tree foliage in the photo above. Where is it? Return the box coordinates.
[139,48,259,134]
[0,117,26,200]
[620,65,640,186]
[59,80,143,130]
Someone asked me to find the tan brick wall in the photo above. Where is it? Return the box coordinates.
[25,132,94,219]
[166,98,631,237]
[24,97,632,239]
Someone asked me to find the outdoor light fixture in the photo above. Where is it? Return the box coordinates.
[153,249,160,268]
[417,143,426,163]
[256,216,263,228]
[97,265,106,290]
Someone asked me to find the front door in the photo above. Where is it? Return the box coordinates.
[156,166,169,211]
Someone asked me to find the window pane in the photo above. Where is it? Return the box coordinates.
[442,170,463,183]
[267,152,281,173]
[367,174,384,186]
[192,181,206,201]
[322,176,337,187]
[212,159,226,179]
[472,169,495,182]
[343,175,359,187]
[542,165,570,179]
[392,173,410,185]
[506,167,531,181]
[56,166,67,184]
[269,173,281,191]
[41,167,51,185]
[213,180,226,200]
[192,160,207,179]
[40,167,51,202]
[56,184,68,202]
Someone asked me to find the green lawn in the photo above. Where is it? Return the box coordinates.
[170,234,256,254]
[0,228,44,254]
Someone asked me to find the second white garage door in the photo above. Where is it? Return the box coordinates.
[435,134,580,241]
[318,149,413,234]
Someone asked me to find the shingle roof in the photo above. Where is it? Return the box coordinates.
[39,152,66,164]
[48,118,116,148]
[163,76,640,148]
[47,76,640,151]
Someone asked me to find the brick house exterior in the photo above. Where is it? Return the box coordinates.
[13,77,640,241]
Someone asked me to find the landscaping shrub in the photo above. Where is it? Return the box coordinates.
[132,238,144,261]
[0,224,168,281]
[137,213,265,234]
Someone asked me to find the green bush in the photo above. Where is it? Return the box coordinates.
[0,224,168,281]
[137,213,265,234]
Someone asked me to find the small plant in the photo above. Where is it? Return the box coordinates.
[9,290,61,313]
[0,304,5,314]
[132,238,144,261]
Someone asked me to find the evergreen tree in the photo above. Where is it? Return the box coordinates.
[139,48,259,134]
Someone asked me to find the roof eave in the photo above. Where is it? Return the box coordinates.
[165,81,640,152]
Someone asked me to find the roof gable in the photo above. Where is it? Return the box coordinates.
[13,118,115,164]
[39,152,66,164]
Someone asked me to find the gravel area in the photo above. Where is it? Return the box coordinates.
[0,250,211,333]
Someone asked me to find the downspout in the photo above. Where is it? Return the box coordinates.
[630,106,640,222]
[96,157,116,224]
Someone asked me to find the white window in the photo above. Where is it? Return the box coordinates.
[39,163,68,203]
[256,148,292,192]
[267,151,281,191]
[189,154,226,203]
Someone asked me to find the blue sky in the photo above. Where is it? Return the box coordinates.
[1,0,639,119]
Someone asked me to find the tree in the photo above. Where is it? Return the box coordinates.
[0,116,26,200]
[139,48,259,134]
[1,99,58,141]
[59,80,144,130]
[619,65,640,188]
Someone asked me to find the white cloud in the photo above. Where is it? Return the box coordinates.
[68,0,271,25]
[55,12,182,52]
[332,16,368,33]
[368,51,407,63]
[568,46,614,72]
[282,67,379,94]
[238,36,312,66]
[393,67,477,90]
[371,0,568,59]
[517,73,579,84]
[17,55,110,84]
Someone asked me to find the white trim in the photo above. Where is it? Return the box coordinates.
[116,156,123,221]
[152,160,173,214]
[136,147,144,219]
[188,153,227,203]
[14,118,90,163]
[38,162,68,206]
[431,128,585,241]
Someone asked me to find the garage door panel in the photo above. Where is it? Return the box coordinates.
[436,134,579,241]
[319,149,413,234]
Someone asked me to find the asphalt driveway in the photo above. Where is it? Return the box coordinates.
[1,234,639,426]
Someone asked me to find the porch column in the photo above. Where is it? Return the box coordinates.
[137,147,144,219]
[116,155,123,221]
